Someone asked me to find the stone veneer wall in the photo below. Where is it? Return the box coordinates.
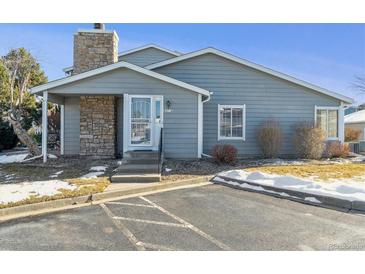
[80,96,116,157]
[73,31,118,74]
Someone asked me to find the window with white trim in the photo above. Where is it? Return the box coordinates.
[315,107,339,139]
[218,105,245,140]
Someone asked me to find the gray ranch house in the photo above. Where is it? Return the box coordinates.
[31,25,353,167]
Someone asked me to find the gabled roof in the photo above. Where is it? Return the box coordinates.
[119,44,182,58]
[63,44,182,74]
[345,109,365,124]
[31,61,210,97]
[146,47,354,104]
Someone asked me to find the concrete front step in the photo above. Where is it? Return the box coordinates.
[116,164,159,174]
[122,158,159,165]
[124,151,159,159]
[111,173,161,183]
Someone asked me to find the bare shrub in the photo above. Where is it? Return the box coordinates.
[292,122,326,159]
[325,141,350,158]
[212,144,237,164]
[345,128,362,142]
[256,120,283,158]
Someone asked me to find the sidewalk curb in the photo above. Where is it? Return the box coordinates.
[0,176,213,223]
[214,175,365,214]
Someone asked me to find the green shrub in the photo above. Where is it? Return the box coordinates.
[0,121,18,151]
[28,127,42,145]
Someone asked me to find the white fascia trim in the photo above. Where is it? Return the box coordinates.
[31,61,210,96]
[217,104,246,141]
[118,44,182,57]
[146,47,354,104]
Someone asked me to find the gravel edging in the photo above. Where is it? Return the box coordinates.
[213,175,365,214]
[0,176,213,222]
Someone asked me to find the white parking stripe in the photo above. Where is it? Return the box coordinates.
[113,216,186,228]
[106,201,155,208]
[99,203,145,251]
[139,196,232,251]
[138,242,179,251]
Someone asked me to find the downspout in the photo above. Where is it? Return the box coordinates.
[201,92,212,158]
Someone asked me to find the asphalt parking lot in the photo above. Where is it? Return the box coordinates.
[1,184,365,251]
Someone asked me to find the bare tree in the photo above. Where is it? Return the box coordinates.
[0,48,47,156]
[353,75,365,93]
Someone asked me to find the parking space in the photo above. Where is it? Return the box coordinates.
[1,184,365,250]
[100,196,230,250]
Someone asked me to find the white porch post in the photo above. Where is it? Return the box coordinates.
[42,91,48,163]
[123,94,129,154]
[60,104,65,155]
[339,102,345,143]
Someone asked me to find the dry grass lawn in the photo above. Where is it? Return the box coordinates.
[0,177,110,209]
[246,163,365,181]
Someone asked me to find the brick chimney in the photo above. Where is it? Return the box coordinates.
[73,24,118,74]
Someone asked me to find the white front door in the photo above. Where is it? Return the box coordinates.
[127,95,163,151]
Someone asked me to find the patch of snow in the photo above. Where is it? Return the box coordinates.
[217,169,365,202]
[90,166,107,172]
[305,197,322,204]
[214,176,299,199]
[0,154,28,164]
[5,174,15,178]
[80,165,107,178]
[0,180,76,205]
[117,161,122,165]
[48,154,57,159]
[49,170,64,178]
[80,171,104,179]
[165,168,172,172]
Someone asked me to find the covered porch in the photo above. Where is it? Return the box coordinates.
[39,93,165,163]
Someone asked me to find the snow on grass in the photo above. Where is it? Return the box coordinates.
[165,168,172,172]
[217,169,365,202]
[80,172,105,179]
[0,180,76,205]
[80,166,108,179]
[90,166,107,172]
[0,153,28,164]
[49,170,64,178]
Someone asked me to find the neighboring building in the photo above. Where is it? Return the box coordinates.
[31,24,354,163]
[345,104,365,115]
[345,109,365,141]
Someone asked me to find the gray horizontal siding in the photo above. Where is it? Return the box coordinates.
[64,97,80,155]
[119,47,177,67]
[154,53,341,157]
[51,68,199,159]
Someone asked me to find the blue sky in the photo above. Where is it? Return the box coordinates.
[0,23,364,103]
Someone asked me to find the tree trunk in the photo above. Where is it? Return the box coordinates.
[7,109,41,156]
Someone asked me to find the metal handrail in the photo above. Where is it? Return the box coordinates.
[158,128,163,172]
